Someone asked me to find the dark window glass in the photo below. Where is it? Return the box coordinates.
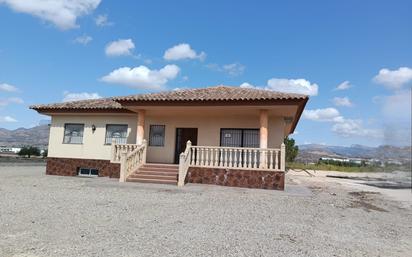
[149,125,165,146]
[105,125,128,144]
[220,129,259,148]
[63,124,84,144]
[78,168,98,177]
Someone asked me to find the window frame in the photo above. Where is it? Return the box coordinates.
[149,125,166,147]
[78,167,98,177]
[105,124,128,145]
[63,123,85,144]
[219,128,260,148]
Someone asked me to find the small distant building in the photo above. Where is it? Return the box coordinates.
[0,146,21,154]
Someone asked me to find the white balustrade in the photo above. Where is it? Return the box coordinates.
[188,144,285,171]
[115,140,147,182]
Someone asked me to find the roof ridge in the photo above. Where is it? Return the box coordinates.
[31,85,309,111]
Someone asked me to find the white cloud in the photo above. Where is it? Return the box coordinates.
[0,0,101,30]
[73,34,92,45]
[101,64,180,90]
[303,108,341,122]
[335,81,352,90]
[105,39,135,57]
[267,78,318,96]
[332,118,383,139]
[0,97,24,106]
[304,107,383,139]
[222,63,245,77]
[207,63,245,77]
[0,83,19,92]
[332,97,353,107]
[239,82,255,88]
[240,78,318,96]
[62,91,102,102]
[373,67,412,90]
[0,116,17,122]
[164,43,206,61]
[95,14,112,27]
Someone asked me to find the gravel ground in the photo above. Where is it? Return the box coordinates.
[1,166,411,257]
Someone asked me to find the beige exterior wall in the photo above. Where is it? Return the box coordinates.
[48,114,137,160]
[144,111,286,164]
[47,108,289,163]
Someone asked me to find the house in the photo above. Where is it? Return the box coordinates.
[0,146,21,154]
[30,86,308,190]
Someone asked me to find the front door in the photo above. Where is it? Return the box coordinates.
[174,128,198,164]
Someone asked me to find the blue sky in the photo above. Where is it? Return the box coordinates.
[0,0,411,147]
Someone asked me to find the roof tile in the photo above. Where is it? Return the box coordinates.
[30,85,308,111]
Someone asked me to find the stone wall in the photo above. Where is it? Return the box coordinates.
[187,167,284,190]
[46,157,120,178]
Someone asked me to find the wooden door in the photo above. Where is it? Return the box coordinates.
[174,128,198,164]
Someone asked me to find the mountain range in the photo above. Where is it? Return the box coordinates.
[0,125,49,148]
[297,143,411,164]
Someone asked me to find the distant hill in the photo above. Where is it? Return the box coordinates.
[0,125,410,164]
[0,125,49,148]
[298,144,412,164]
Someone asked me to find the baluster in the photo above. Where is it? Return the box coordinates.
[233,148,239,168]
[269,150,273,169]
[199,148,204,166]
[209,148,213,167]
[190,148,194,165]
[253,149,257,168]
[239,149,243,168]
[223,148,225,167]
[195,148,199,166]
[213,148,219,167]
[204,148,209,166]
[208,148,212,166]
[247,149,251,168]
[219,148,223,167]
[227,149,231,167]
[275,150,279,170]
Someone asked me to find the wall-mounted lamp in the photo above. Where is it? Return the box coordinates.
[284,117,293,124]
[92,124,96,133]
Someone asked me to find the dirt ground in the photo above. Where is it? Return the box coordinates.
[1,165,411,257]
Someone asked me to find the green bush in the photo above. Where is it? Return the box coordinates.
[18,146,41,158]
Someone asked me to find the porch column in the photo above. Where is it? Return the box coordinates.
[136,109,145,145]
[259,109,268,148]
[259,109,268,168]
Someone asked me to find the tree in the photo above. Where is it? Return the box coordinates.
[42,149,48,158]
[284,137,299,162]
[18,146,41,158]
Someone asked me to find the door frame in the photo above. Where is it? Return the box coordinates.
[174,128,198,164]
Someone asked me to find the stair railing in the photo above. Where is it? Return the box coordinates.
[178,140,192,186]
[119,140,147,182]
[111,139,142,163]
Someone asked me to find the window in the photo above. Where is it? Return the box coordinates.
[105,124,128,144]
[149,125,165,146]
[78,168,98,177]
[220,129,259,148]
[63,124,84,144]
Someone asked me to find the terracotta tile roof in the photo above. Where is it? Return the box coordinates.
[114,85,308,102]
[30,86,308,112]
[30,98,124,111]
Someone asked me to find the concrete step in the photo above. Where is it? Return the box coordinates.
[126,177,177,185]
[142,163,178,169]
[137,171,178,176]
[129,174,177,180]
[138,166,178,173]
